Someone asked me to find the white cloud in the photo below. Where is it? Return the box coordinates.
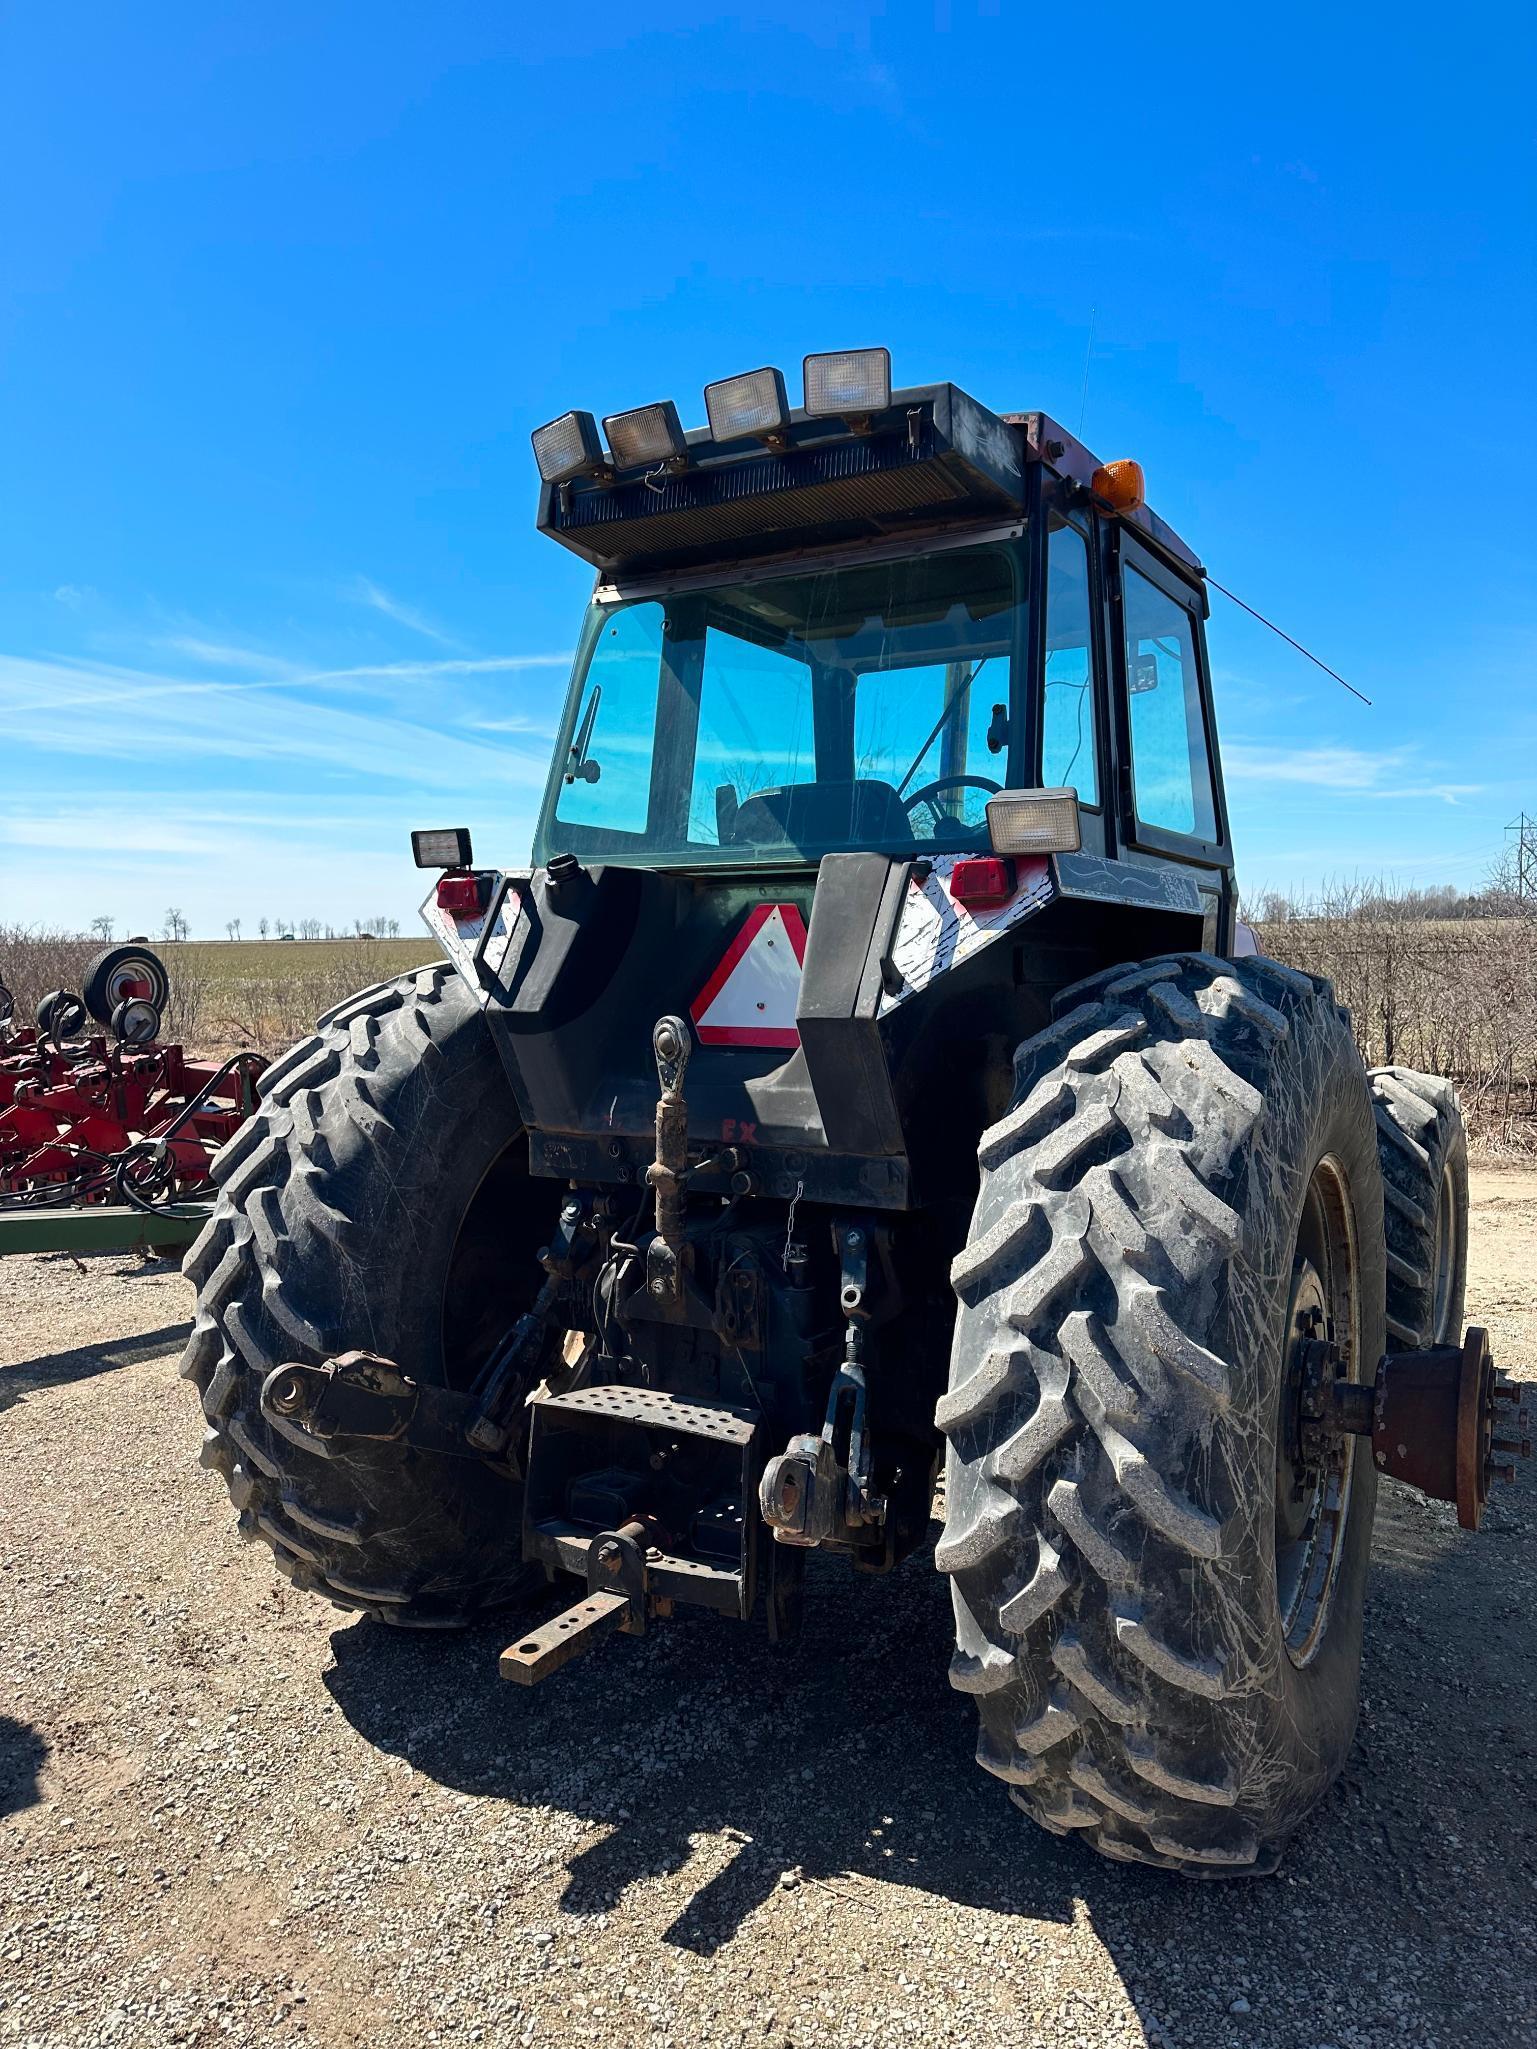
[156,635,296,676]
[0,651,553,793]
[52,584,98,609]
[1222,741,1479,805]
[349,575,464,650]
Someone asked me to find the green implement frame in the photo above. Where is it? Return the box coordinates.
[0,1202,209,1257]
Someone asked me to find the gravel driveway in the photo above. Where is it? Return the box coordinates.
[3,1170,1534,2049]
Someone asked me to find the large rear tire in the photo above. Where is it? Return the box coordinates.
[1369,1067,1468,1348]
[938,952,1386,1873]
[180,963,556,1626]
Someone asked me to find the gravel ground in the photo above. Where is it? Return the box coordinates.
[2,1169,1534,2049]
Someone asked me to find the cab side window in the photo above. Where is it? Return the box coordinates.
[1041,522,1098,804]
[1123,565,1217,841]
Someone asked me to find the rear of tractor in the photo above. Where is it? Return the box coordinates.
[181,352,1527,1876]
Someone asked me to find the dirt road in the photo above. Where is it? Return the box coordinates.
[3,1172,1534,2048]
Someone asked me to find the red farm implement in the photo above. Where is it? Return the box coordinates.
[0,944,265,1256]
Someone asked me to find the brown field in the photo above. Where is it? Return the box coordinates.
[6,892,1537,1148]
[0,929,434,1055]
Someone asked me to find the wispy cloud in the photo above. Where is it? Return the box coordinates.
[156,634,297,676]
[349,575,464,650]
[308,653,572,684]
[52,584,98,610]
[0,651,553,793]
[1223,741,1479,805]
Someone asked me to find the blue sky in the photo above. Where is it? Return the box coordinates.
[2,2,1532,936]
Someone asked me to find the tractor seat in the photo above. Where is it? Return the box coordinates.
[718,779,915,851]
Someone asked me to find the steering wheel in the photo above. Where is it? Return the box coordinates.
[901,773,1002,833]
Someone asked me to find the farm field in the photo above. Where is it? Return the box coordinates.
[164,938,435,984]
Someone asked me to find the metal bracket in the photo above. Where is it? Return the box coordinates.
[260,1352,504,1465]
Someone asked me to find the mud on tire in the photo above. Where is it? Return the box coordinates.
[179,963,553,1626]
[938,951,1386,1873]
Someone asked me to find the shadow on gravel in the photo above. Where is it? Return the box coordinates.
[0,1321,189,1410]
[326,1542,1085,1947]
[0,1717,48,1820]
[326,1483,1536,2039]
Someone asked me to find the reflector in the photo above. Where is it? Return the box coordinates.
[603,401,687,470]
[704,366,789,441]
[531,411,604,484]
[803,348,891,417]
[985,789,1082,857]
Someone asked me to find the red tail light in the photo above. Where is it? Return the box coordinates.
[436,872,487,916]
[949,856,1015,910]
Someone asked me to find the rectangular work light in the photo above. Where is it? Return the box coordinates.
[985,789,1081,857]
[803,348,891,418]
[704,366,790,442]
[411,826,475,870]
[531,410,605,484]
[602,400,687,470]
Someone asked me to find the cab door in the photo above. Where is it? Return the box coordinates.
[1098,521,1236,947]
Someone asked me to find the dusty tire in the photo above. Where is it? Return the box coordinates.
[179,963,556,1626]
[82,942,171,1025]
[938,951,1386,1874]
[1369,1067,1468,1348]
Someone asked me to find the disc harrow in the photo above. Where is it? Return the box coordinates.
[0,949,265,1253]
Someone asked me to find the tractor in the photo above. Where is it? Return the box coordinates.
[182,352,1526,1875]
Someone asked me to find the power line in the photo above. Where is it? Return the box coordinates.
[1507,813,1537,903]
[1205,577,1372,706]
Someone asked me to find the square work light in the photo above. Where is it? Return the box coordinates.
[411,826,475,870]
[985,789,1082,857]
[704,366,790,442]
[803,348,892,418]
[531,411,604,484]
[602,400,687,470]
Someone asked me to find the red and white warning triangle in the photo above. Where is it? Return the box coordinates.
[690,903,808,1049]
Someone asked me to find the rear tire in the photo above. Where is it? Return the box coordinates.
[939,952,1386,1873]
[180,963,556,1626]
[1369,1067,1468,1348]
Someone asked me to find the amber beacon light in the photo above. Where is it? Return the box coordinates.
[1090,458,1146,512]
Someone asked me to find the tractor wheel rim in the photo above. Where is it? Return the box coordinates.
[1431,1157,1461,1345]
[1274,1154,1361,1667]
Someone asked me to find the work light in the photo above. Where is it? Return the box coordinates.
[985,789,1082,857]
[531,411,605,484]
[412,826,475,870]
[704,367,790,442]
[603,401,687,470]
[803,348,891,418]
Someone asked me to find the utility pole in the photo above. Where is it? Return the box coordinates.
[1506,813,1537,903]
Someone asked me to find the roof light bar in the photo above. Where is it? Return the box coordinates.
[531,410,605,484]
[704,366,790,443]
[603,400,687,471]
[985,789,1082,858]
[803,347,891,418]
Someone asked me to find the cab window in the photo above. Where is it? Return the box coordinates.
[1123,566,1217,841]
[1041,522,1098,803]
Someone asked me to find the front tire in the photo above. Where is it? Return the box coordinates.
[180,963,557,1625]
[938,952,1386,1873]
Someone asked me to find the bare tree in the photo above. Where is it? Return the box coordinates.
[226,917,242,942]
[164,907,189,942]
[299,917,322,941]
[258,917,270,940]
[385,917,401,938]
[90,915,114,942]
